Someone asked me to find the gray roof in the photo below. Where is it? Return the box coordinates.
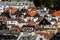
[39,11,48,16]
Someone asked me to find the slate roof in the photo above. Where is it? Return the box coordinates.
[39,18,51,25]
[22,25,35,28]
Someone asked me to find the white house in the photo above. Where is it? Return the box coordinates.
[0,5,4,15]
[7,21,18,25]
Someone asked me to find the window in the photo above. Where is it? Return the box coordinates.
[0,9,2,10]
[2,0,8,1]
[40,38,43,40]
[11,21,13,23]
[11,21,16,23]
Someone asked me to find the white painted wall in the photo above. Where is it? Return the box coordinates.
[7,21,18,25]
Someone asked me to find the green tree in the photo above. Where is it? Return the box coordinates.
[33,0,60,8]
[33,0,45,8]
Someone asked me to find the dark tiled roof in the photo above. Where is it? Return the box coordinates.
[22,25,35,28]
[39,18,51,25]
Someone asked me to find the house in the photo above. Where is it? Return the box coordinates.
[7,18,18,25]
[0,21,9,34]
[50,32,60,40]
[0,5,4,14]
[38,18,51,29]
[57,18,60,28]
[36,16,44,24]
[16,17,26,27]
[39,10,48,16]
[29,5,36,10]
[53,11,60,17]
[38,16,44,21]
[50,18,57,26]
[21,8,28,13]
[33,17,38,22]
[12,9,22,17]
[39,18,51,25]
[0,21,8,30]
[27,20,36,25]
[22,25,35,32]
[35,25,41,29]
[2,6,23,18]
[1,11,11,18]
[24,11,40,18]
[0,15,3,20]
[7,17,26,28]
[10,25,21,35]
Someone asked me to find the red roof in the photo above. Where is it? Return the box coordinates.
[54,11,60,16]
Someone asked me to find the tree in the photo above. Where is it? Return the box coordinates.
[33,0,60,8]
[33,0,41,7]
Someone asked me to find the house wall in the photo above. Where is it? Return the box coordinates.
[57,22,60,28]
[0,6,4,14]
[7,21,18,25]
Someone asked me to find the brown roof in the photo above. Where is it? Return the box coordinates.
[7,18,25,23]
[7,18,17,21]
[24,13,31,18]
[0,15,3,19]
[3,8,8,13]
[11,25,21,31]
[27,20,36,24]
[35,25,41,28]
[54,11,60,16]
[24,11,40,17]
[17,19,25,23]
[3,7,18,14]
[29,5,36,9]
[12,10,22,16]
[38,16,44,21]
[9,7,17,14]
[28,11,37,17]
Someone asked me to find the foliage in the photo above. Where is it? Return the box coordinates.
[33,0,60,8]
